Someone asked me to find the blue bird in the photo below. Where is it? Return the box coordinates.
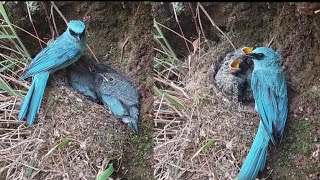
[238,47,288,180]
[18,20,86,126]
[94,64,140,133]
[68,59,140,133]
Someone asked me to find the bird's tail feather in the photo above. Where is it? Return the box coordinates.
[18,72,49,126]
[18,77,36,121]
[238,121,269,180]
[128,120,138,133]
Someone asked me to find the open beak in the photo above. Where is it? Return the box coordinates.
[241,47,253,54]
[229,47,254,73]
[229,58,240,71]
[241,47,254,59]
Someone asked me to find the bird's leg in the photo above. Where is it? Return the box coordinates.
[237,103,257,114]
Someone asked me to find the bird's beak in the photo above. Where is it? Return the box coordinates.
[229,47,254,73]
[98,73,109,82]
[241,47,253,54]
[240,47,255,60]
[229,58,240,71]
[76,36,81,41]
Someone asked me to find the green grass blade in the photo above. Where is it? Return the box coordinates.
[27,158,36,178]
[153,34,163,39]
[0,2,31,59]
[153,18,177,60]
[0,34,17,39]
[0,77,17,96]
[56,138,69,149]
[153,86,184,109]
[0,2,10,24]
[0,61,15,72]
[203,139,215,150]
[96,163,114,180]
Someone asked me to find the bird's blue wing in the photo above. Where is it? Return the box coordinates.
[71,81,98,101]
[272,71,288,142]
[101,95,126,117]
[20,39,81,80]
[251,70,287,145]
[68,63,99,102]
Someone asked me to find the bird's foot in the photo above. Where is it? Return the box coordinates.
[237,104,256,114]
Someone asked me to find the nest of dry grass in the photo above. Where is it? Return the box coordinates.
[154,42,260,180]
[0,81,128,179]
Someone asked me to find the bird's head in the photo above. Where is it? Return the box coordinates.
[67,20,86,42]
[98,73,117,85]
[245,47,281,67]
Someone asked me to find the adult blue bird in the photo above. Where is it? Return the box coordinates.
[237,47,288,180]
[68,59,140,133]
[18,20,86,126]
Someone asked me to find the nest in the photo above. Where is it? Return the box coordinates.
[154,42,260,180]
[0,82,127,179]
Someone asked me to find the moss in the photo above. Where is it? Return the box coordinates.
[121,120,154,179]
[139,72,147,82]
[283,119,312,157]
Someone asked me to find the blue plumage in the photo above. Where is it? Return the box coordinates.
[68,60,98,102]
[68,58,140,133]
[238,47,288,180]
[18,20,86,125]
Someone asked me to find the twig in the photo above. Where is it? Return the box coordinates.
[0,19,46,44]
[154,77,190,99]
[0,74,29,89]
[50,3,59,36]
[157,23,193,45]
[172,3,191,54]
[267,37,274,48]
[86,44,99,63]
[41,1,56,38]
[198,3,236,50]
[196,4,208,43]
[50,2,68,25]
[120,36,130,63]
[26,2,43,49]
[188,3,200,39]
[1,156,60,173]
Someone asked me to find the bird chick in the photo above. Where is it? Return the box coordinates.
[68,57,140,133]
[214,47,254,102]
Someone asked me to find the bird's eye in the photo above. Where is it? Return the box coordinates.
[69,29,76,36]
[109,77,114,82]
[91,68,96,73]
[256,53,265,59]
